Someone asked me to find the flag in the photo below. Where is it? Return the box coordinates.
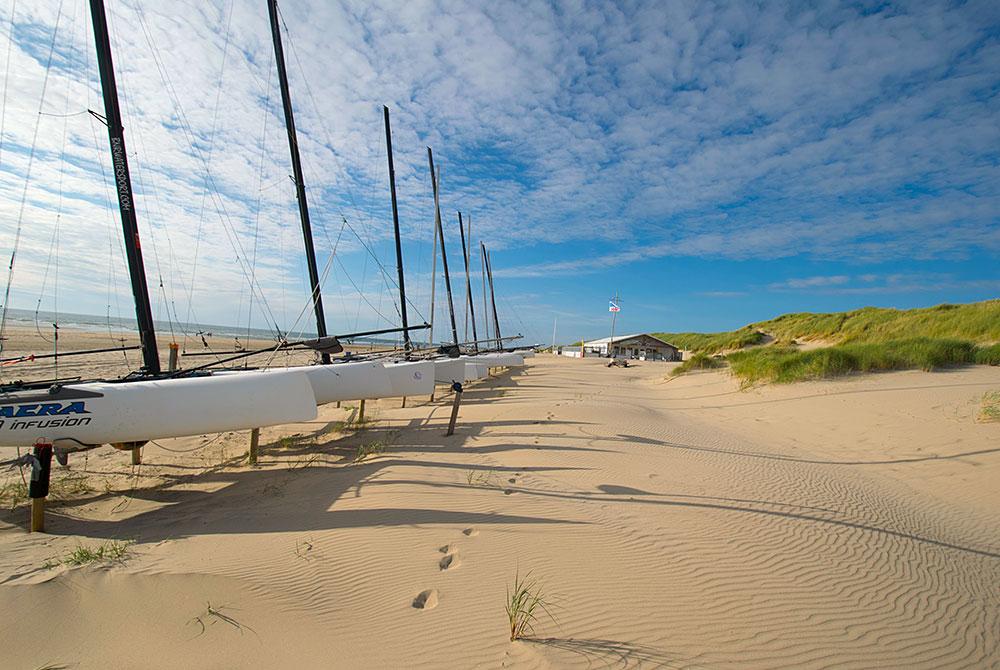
[609,301,620,313]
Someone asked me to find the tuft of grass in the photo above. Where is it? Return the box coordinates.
[0,478,29,510]
[978,391,1000,423]
[188,602,256,638]
[670,352,724,376]
[974,343,1000,366]
[505,569,555,642]
[354,440,386,462]
[466,469,497,487]
[725,337,981,386]
[62,539,133,566]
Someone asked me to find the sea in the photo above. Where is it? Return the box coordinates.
[0,308,412,347]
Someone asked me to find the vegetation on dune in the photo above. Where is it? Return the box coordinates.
[506,569,555,642]
[654,327,765,355]
[978,391,1000,423]
[658,300,1000,355]
[670,352,724,376]
[726,337,993,386]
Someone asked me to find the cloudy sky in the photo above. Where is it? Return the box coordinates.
[1,0,998,346]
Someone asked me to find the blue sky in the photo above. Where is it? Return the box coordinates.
[0,0,998,347]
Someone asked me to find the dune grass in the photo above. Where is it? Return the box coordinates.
[654,327,765,355]
[670,352,724,376]
[658,300,1000,355]
[978,391,1000,423]
[61,540,133,566]
[726,337,988,386]
[506,570,555,642]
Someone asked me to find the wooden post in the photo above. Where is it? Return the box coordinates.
[401,396,407,408]
[446,382,463,436]
[131,446,142,465]
[359,399,366,423]
[248,428,260,465]
[336,400,341,408]
[28,442,52,533]
[168,342,179,371]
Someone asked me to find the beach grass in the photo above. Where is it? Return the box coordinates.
[506,570,555,642]
[725,337,988,386]
[657,300,1000,354]
[978,391,1000,423]
[61,540,133,566]
[654,328,765,355]
[670,352,725,376]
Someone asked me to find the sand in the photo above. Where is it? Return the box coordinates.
[1,340,998,668]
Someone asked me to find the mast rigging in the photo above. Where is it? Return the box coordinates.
[383,106,411,354]
[89,0,160,374]
[267,0,330,363]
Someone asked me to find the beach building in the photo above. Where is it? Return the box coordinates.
[580,333,681,361]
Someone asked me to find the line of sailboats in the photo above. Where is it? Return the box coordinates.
[0,0,534,458]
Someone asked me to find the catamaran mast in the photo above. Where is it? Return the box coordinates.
[480,242,490,346]
[267,0,330,363]
[427,148,459,346]
[483,244,502,350]
[457,212,478,352]
[383,106,411,354]
[89,0,160,374]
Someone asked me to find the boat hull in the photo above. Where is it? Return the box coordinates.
[384,360,435,396]
[0,369,317,447]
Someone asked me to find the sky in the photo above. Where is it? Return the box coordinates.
[0,0,998,348]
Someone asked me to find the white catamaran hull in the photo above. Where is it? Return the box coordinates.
[433,358,490,384]
[384,360,435,396]
[0,369,318,447]
[225,360,396,405]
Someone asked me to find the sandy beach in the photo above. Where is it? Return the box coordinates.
[1,346,998,668]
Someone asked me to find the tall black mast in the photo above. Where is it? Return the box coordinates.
[89,0,160,374]
[267,0,330,363]
[427,148,459,346]
[483,244,502,349]
[383,106,410,353]
[457,212,478,352]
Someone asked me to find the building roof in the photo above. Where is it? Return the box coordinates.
[584,333,676,347]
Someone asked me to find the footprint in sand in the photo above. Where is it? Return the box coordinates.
[439,552,460,571]
[462,527,479,537]
[412,589,439,610]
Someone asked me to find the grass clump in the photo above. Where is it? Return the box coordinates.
[466,469,497,487]
[354,440,386,462]
[671,352,724,376]
[506,569,555,641]
[726,337,980,386]
[61,539,133,566]
[978,391,1000,423]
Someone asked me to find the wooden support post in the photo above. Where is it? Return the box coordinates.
[28,442,52,533]
[248,428,260,465]
[429,391,435,403]
[446,382,463,436]
[30,498,45,533]
[359,399,366,423]
[401,396,407,408]
[336,400,341,408]
[131,446,142,465]
[168,342,179,371]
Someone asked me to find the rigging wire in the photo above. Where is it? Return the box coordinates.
[0,0,66,370]
[33,9,77,352]
[129,2,285,342]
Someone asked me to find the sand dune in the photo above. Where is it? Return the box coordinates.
[1,353,998,668]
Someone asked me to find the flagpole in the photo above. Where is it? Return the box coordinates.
[608,291,619,358]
